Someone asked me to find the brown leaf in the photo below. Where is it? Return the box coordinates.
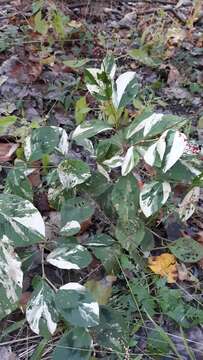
[0,143,18,162]
[177,263,197,282]
[0,347,17,360]
[9,61,42,84]
[28,161,41,187]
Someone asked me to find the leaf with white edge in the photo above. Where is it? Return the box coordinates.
[55,282,99,327]
[53,327,92,360]
[5,168,33,201]
[126,112,185,140]
[112,72,138,109]
[103,155,123,169]
[24,126,69,161]
[0,194,45,247]
[169,237,203,263]
[72,120,112,141]
[178,187,200,222]
[0,235,23,321]
[121,146,140,176]
[140,181,171,217]
[61,197,94,226]
[60,221,81,236]
[86,234,115,247]
[101,55,117,80]
[144,130,187,172]
[26,280,58,336]
[85,68,103,95]
[47,244,92,270]
[58,159,91,189]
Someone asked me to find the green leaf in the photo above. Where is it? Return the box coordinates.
[61,197,94,226]
[24,126,69,161]
[86,234,115,247]
[53,327,92,360]
[112,174,139,222]
[72,120,112,141]
[26,279,58,336]
[121,146,140,176]
[55,282,99,327]
[144,129,187,173]
[52,10,65,38]
[112,71,138,109]
[58,159,91,188]
[0,115,17,129]
[169,237,203,263]
[5,168,33,201]
[47,244,92,270]
[81,172,111,197]
[85,276,116,305]
[0,235,23,321]
[101,55,117,80]
[34,11,48,35]
[115,218,145,251]
[140,181,171,217]
[75,96,90,124]
[140,229,155,251]
[0,194,45,247]
[63,58,90,68]
[128,48,161,68]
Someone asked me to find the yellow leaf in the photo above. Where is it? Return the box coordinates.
[148,253,177,283]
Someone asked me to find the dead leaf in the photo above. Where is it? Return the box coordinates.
[28,161,41,187]
[148,253,178,283]
[85,275,117,305]
[9,61,42,84]
[0,347,16,360]
[0,143,18,162]
[179,187,200,221]
[177,263,198,282]
[167,66,182,86]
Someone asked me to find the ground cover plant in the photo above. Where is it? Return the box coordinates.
[0,0,202,359]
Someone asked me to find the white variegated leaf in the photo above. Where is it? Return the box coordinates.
[121,146,139,176]
[0,194,45,247]
[47,244,92,270]
[85,68,103,95]
[101,55,117,80]
[179,187,200,221]
[112,71,138,109]
[26,280,58,335]
[144,130,187,172]
[55,282,99,327]
[58,159,91,189]
[126,112,185,140]
[0,235,23,320]
[72,121,112,141]
[103,155,123,169]
[60,220,81,236]
[140,181,171,217]
[97,164,111,181]
[163,130,187,173]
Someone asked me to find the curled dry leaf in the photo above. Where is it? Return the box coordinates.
[0,143,18,162]
[177,263,198,283]
[148,253,178,283]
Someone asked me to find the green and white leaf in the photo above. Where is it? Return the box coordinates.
[5,168,33,201]
[58,159,91,188]
[0,194,45,247]
[55,282,99,327]
[121,146,140,176]
[140,181,171,217]
[61,197,94,226]
[53,327,92,360]
[112,71,138,109]
[144,130,187,173]
[101,55,117,80]
[126,112,185,140]
[178,187,200,221]
[26,280,58,335]
[0,235,23,320]
[24,126,69,161]
[60,221,81,236]
[47,244,92,270]
[72,120,112,141]
[169,237,203,263]
[103,155,123,169]
[85,68,103,95]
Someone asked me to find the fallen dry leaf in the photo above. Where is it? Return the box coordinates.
[0,346,16,360]
[0,143,18,162]
[148,253,177,283]
[177,263,198,282]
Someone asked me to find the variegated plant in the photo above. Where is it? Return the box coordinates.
[0,55,202,359]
